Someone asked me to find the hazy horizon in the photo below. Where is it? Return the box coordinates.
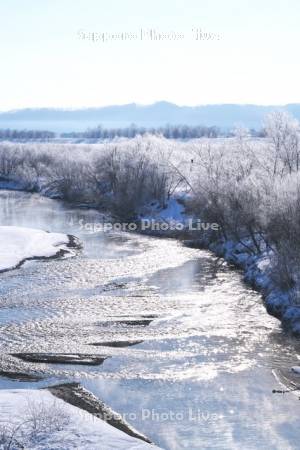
[2,101,300,132]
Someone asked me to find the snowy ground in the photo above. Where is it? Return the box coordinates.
[0,389,161,450]
[0,226,70,272]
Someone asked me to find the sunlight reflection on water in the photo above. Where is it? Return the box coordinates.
[1,190,300,449]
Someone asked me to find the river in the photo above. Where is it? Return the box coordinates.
[1,189,300,450]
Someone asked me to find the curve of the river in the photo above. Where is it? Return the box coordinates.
[1,190,300,450]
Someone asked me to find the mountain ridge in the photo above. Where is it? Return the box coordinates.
[1,102,300,131]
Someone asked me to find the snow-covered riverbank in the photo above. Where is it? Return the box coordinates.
[0,226,72,272]
[0,389,160,449]
[143,197,300,337]
[211,240,300,334]
[183,234,300,337]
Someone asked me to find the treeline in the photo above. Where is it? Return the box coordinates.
[0,129,55,140]
[62,124,222,139]
[0,125,266,142]
[0,137,177,217]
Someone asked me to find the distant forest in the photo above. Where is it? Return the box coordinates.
[0,129,55,140]
[0,124,265,141]
[62,124,222,139]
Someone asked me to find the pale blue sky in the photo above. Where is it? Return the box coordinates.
[0,0,299,110]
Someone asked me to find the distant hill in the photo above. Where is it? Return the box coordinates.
[0,101,300,132]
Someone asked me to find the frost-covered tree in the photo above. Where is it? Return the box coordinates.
[265,111,300,175]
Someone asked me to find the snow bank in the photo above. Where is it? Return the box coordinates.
[139,197,300,336]
[206,237,300,335]
[0,389,161,450]
[0,226,70,272]
[139,197,186,224]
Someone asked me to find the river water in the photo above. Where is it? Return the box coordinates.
[1,189,300,450]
